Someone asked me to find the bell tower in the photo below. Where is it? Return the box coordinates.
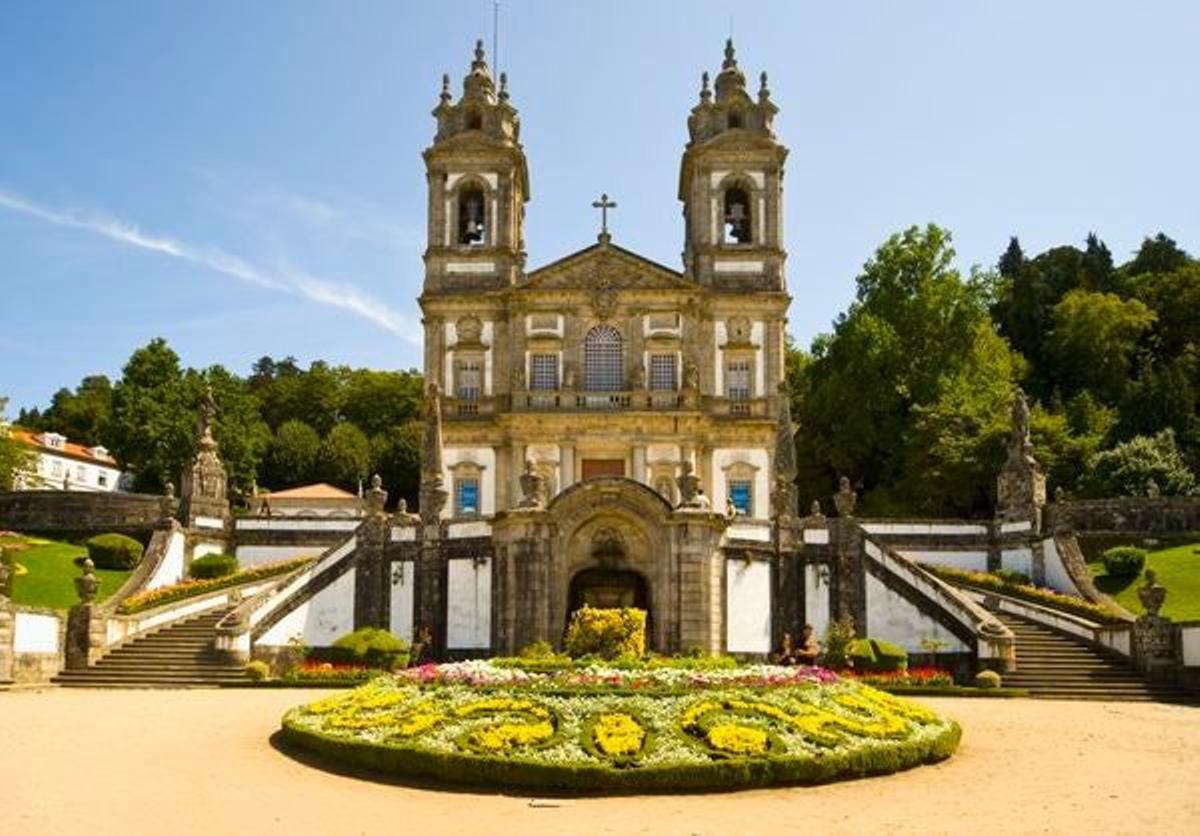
[678,40,788,290]
[423,40,529,294]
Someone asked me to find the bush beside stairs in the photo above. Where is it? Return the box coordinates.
[53,607,249,688]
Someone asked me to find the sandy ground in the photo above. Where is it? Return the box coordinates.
[0,688,1197,836]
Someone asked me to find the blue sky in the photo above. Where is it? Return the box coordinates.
[2,1,1198,413]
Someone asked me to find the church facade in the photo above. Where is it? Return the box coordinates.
[414,40,798,656]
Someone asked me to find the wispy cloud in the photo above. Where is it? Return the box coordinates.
[0,188,420,344]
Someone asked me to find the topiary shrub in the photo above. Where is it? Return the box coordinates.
[245,660,270,681]
[189,553,239,580]
[848,638,908,672]
[330,627,410,670]
[564,606,646,660]
[821,616,856,669]
[974,669,1002,689]
[1102,546,1147,578]
[86,533,144,570]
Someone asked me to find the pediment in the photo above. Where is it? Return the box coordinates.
[521,243,690,292]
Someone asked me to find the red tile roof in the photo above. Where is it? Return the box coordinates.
[10,428,119,466]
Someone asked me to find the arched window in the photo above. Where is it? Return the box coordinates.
[457,187,486,246]
[723,186,752,244]
[584,325,623,391]
[728,110,743,129]
[465,109,482,131]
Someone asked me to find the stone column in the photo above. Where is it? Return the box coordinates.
[632,445,647,485]
[671,513,727,654]
[829,517,867,633]
[354,476,392,630]
[560,443,576,490]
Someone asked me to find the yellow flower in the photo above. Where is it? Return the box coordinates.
[707,724,768,755]
[594,713,645,757]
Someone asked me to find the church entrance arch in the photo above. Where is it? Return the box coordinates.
[568,568,649,614]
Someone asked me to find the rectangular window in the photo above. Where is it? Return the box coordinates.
[530,354,559,390]
[729,480,753,516]
[98,473,108,487]
[726,359,752,401]
[454,478,480,517]
[455,358,483,401]
[648,354,677,391]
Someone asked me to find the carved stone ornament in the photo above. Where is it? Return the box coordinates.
[833,476,857,517]
[456,315,483,346]
[676,460,702,508]
[518,459,546,508]
[75,558,100,604]
[365,473,388,516]
[726,316,752,345]
[1138,569,1167,618]
[590,274,619,321]
[591,527,625,567]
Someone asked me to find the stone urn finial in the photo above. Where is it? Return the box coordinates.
[1138,569,1167,618]
[809,499,824,519]
[75,558,100,604]
[365,473,388,516]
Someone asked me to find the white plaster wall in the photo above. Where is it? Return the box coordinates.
[804,564,831,638]
[865,573,969,654]
[711,448,771,520]
[1041,538,1077,594]
[236,518,359,532]
[446,558,492,649]
[726,560,771,653]
[192,541,226,561]
[1182,626,1200,667]
[803,528,830,545]
[448,520,493,539]
[390,561,415,643]
[861,522,988,536]
[442,447,497,519]
[235,545,323,567]
[193,516,225,530]
[146,529,186,590]
[14,612,59,653]
[1000,520,1033,533]
[1000,548,1034,578]
[726,523,771,543]
[899,550,989,572]
[257,567,356,647]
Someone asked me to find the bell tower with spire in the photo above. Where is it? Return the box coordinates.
[422,40,529,295]
[678,39,788,290]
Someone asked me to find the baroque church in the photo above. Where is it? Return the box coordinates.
[415,38,799,656]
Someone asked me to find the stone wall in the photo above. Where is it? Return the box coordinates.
[0,490,167,536]
[1046,497,1200,534]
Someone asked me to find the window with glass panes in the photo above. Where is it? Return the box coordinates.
[530,353,559,390]
[729,480,752,515]
[584,325,623,391]
[648,353,677,390]
[455,357,483,401]
[726,358,752,401]
[454,477,480,516]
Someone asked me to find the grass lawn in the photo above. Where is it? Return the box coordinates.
[1,534,132,610]
[1088,541,1200,621]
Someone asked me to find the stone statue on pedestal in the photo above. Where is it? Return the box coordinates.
[833,477,857,517]
[995,386,1047,529]
[518,460,546,508]
[179,385,230,525]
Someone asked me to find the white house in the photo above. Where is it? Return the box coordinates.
[9,427,125,492]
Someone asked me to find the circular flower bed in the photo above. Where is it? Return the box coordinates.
[281,661,961,792]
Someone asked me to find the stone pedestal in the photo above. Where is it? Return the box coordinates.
[1132,615,1180,683]
[491,509,553,654]
[829,517,866,632]
[670,512,728,654]
[354,507,392,630]
[64,603,105,670]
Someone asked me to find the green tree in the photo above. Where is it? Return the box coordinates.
[0,397,36,490]
[1122,232,1189,278]
[319,422,371,489]
[18,376,113,446]
[370,421,423,509]
[1080,429,1196,497]
[264,419,321,488]
[108,338,193,491]
[341,369,424,438]
[1046,290,1156,403]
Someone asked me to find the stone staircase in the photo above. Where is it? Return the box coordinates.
[994,610,1191,703]
[53,607,249,688]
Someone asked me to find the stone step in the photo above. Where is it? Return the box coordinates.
[55,669,248,681]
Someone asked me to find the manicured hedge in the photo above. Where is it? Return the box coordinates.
[1101,546,1147,578]
[848,638,908,673]
[329,628,410,670]
[565,606,646,660]
[281,710,960,793]
[189,553,238,580]
[920,563,1127,623]
[86,533,144,570]
[279,673,961,793]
